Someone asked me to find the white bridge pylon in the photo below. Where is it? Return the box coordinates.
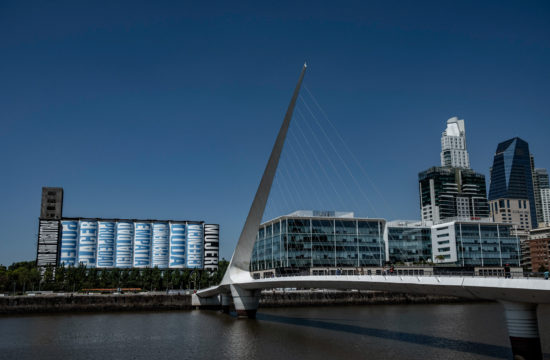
[195,64,550,360]
[221,63,307,285]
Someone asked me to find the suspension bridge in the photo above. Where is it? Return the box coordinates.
[196,64,550,360]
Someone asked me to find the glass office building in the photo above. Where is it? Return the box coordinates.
[419,166,490,223]
[432,221,520,267]
[488,137,537,229]
[250,210,385,272]
[384,221,432,264]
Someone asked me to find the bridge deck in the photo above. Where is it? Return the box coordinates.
[198,275,550,304]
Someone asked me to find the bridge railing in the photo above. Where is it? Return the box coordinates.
[252,271,549,280]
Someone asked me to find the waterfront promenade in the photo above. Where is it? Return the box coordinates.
[0,289,465,314]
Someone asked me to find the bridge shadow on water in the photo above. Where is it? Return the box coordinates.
[256,313,515,359]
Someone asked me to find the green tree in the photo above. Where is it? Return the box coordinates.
[141,268,153,290]
[99,270,110,288]
[182,269,192,289]
[216,259,229,283]
[42,266,55,291]
[111,268,121,288]
[74,264,87,291]
[0,265,8,292]
[171,269,181,289]
[0,258,232,294]
[28,267,41,292]
[120,269,130,288]
[163,269,173,289]
[54,266,66,291]
[151,267,162,291]
[128,269,141,288]
[84,268,99,289]
[65,265,82,292]
[199,270,212,289]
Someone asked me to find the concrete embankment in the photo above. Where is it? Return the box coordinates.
[0,290,471,315]
[260,290,468,307]
[0,293,192,314]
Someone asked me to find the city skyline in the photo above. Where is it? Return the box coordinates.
[1,2,549,265]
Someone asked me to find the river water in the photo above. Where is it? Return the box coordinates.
[1,303,549,360]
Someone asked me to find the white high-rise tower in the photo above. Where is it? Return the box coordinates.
[440,116,470,169]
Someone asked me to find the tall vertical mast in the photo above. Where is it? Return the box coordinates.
[222,63,307,282]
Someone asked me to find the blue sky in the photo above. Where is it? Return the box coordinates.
[1,1,549,265]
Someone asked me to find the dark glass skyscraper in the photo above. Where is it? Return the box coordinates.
[488,137,537,229]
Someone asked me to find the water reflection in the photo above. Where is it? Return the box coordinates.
[1,304,549,360]
[256,313,513,359]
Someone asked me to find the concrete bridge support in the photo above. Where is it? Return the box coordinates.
[220,293,231,314]
[501,301,542,360]
[230,285,260,319]
[191,293,221,310]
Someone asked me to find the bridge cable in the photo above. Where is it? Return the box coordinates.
[303,84,398,221]
[294,108,349,211]
[299,95,379,218]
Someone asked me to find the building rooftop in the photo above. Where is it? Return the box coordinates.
[60,217,204,224]
[386,220,432,228]
[433,218,518,227]
[286,210,355,218]
[260,210,385,226]
[443,116,465,137]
